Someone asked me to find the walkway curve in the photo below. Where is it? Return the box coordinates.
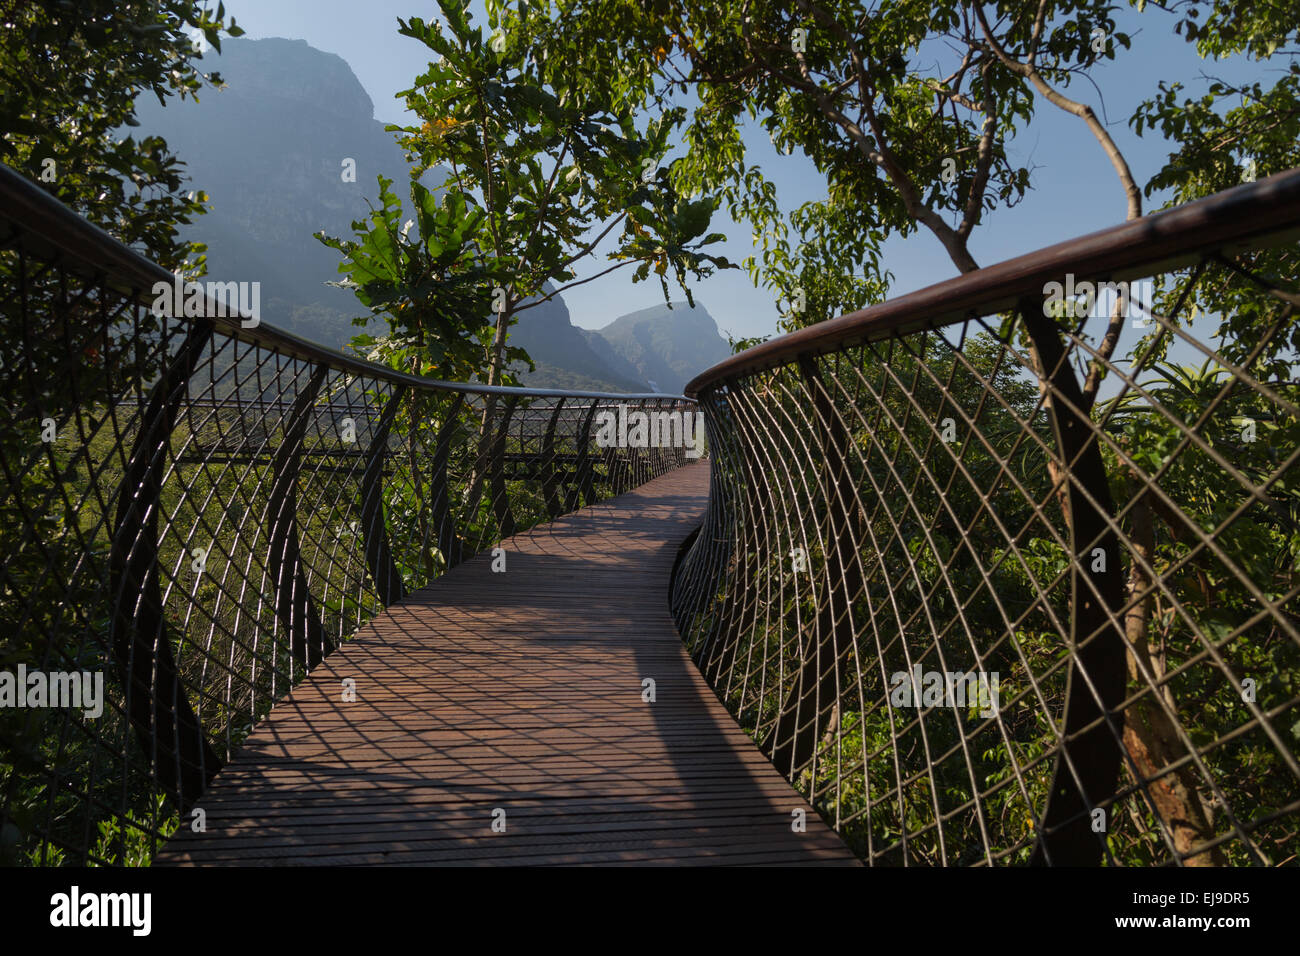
[156,462,857,865]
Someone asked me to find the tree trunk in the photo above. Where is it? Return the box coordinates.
[466,305,513,521]
[1121,487,1226,865]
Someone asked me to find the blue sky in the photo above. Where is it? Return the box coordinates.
[210,0,1265,342]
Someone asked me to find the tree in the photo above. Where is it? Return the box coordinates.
[507,3,1141,333]
[381,0,735,391]
[1,0,243,271]
[317,175,502,383]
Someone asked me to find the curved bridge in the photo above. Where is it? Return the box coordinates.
[3,165,1300,867]
[158,464,852,865]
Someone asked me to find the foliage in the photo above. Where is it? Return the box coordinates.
[499,0,1150,324]
[320,0,735,391]
[317,175,504,382]
[726,332,771,355]
[89,795,179,868]
[1,0,243,271]
[1,0,239,867]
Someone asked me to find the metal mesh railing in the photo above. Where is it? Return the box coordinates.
[672,169,1300,866]
[0,166,694,866]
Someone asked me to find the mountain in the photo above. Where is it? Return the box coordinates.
[507,286,651,392]
[584,302,731,395]
[508,296,731,395]
[132,37,729,395]
[131,37,416,346]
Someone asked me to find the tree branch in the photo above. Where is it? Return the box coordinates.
[973,2,1141,406]
[974,3,1141,220]
[510,257,639,311]
[957,61,997,241]
[741,2,980,271]
[555,209,628,272]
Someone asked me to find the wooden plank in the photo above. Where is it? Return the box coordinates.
[156,462,858,866]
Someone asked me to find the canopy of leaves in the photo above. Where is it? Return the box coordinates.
[318,0,737,389]
[393,2,735,315]
[1,0,242,272]
[498,0,1145,327]
[316,175,510,381]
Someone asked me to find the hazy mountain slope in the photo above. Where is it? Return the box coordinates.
[508,286,651,392]
[589,303,731,394]
[577,328,652,387]
[129,36,726,397]
[131,37,416,346]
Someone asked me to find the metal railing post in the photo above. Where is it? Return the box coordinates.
[360,386,407,606]
[266,364,330,671]
[109,320,221,811]
[542,398,567,519]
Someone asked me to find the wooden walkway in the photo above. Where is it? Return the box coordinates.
[156,463,857,866]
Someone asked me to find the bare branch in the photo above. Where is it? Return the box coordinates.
[510,257,639,311]
[555,210,628,271]
[741,2,980,271]
[973,3,1141,219]
[957,62,997,240]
